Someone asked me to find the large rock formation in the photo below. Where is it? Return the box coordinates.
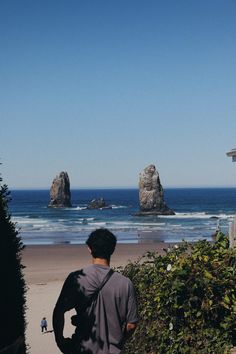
[48,171,72,208]
[137,164,175,215]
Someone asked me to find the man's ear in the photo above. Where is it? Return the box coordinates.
[88,246,92,254]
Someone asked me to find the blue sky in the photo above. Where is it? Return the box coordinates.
[1,0,236,188]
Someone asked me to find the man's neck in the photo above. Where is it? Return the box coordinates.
[92,257,110,267]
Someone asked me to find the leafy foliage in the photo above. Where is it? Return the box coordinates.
[0,173,27,352]
[122,233,236,353]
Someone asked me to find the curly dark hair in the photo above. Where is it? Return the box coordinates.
[86,228,117,260]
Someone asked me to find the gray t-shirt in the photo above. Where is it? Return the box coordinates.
[55,264,138,354]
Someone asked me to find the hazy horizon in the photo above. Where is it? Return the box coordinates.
[9,184,236,190]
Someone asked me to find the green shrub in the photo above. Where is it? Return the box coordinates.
[0,175,27,352]
[121,233,236,353]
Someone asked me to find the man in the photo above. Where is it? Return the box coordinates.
[53,228,138,354]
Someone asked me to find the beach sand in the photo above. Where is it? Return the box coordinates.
[23,242,168,354]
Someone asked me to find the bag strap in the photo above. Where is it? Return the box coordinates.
[80,268,114,314]
[96,268,114,293]
[71,268,115,326]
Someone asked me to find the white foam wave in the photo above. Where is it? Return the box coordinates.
[161,212,234,220]
[12,210,232,240]
[13,217,48,225]
[218,213,235,219]
[108,221,166,227]
[76,218,96,223]
[91,222,107,227]
[111,205,127,209]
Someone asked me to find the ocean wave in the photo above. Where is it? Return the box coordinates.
[65,204,128,210]
[91,222,107,227]
[107,221,166,227]
[111,205,128,209]
[13,217,48,225]
[161,212,234,220]
[12,211,231,243]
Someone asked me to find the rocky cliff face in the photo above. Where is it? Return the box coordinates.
[48,171,72,208]
[138,164,175,215]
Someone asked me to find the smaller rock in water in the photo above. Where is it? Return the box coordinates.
[48,171,72,208]
[87,198,110,210]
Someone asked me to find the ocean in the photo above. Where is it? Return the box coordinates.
[9,188,236,245]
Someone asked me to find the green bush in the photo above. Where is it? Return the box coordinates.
[121,233,236,354]
[0,175,27,352]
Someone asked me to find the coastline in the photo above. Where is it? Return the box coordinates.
[11,187,233,247]
[23,242,167,354]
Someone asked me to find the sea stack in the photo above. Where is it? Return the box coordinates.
[137,164,175,216]
[48,171,72,208]
[87,198,108,210]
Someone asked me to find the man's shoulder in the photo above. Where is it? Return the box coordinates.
[68,269,84,277]
[66,265,102,282]
[65,269,85,284]
[112,270,129,280]
[71,264,100,274]
[111,271,134,287]
[67,266,133,287]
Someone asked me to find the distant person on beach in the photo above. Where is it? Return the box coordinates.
[53,228,138,354]
[41,317,48,332]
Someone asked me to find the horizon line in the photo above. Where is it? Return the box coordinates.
[9,185,236,190]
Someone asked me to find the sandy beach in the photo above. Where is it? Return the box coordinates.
[23,242,167,354]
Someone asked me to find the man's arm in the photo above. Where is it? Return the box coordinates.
[52,273,75,353]
[52,305,65,347]
[123,279,138,342]
[53,303,74,353]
